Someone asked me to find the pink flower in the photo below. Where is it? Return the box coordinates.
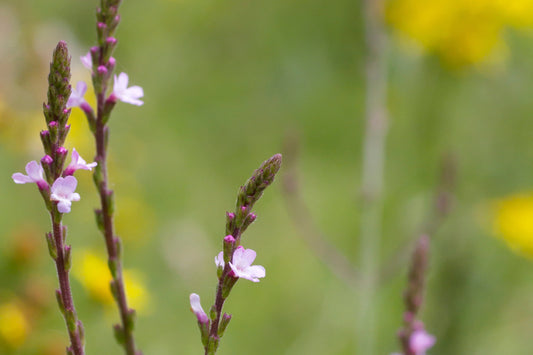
[67,81,88,108]
[410,329,436,355]
[64,148,97,176]
[215,251,225,268]
[228,246,265,282]
[12,161,48,189]
[110,72,144,106]
[50,176,81,213]
[81,52,92,70]
[189,293,208,324]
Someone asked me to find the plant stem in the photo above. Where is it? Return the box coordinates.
[93,98,139,355]
[358,0,388,353]
[51,215,85,355]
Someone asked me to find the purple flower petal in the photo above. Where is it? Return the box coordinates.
[50,176,80,214]
[81,52,92,70]
[67,81,88,108]
[112,72,144,106]
[189,293,208,324]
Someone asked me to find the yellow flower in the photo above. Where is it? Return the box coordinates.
[387,0,533,67]
[0,301,29,349]
[74,251,150,312]
[493,193,533,257]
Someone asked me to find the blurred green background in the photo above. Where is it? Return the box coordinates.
[2,0,533,354]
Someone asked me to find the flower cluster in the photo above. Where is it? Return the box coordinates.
[68,51,144,114]
[12,150,96,213]
[193,243,266,321]
[215,245,266,283]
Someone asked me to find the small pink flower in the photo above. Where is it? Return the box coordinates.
[215,251,225,268]
[67,81,88,108]
[189,293,208,324]
[50,176,81,213]
[228,246,265,282]
[410,329,436,355]
[12,161,48,189]
[81,52,92,70]
[110,72,144,106]
[64,148,97,176]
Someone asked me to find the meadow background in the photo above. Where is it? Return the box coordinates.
[2,0,533,354]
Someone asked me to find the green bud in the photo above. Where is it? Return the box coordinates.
[126,309,136,331]
[108,257,118,279]
[65,309,77,332]
[113,324,126,345]
[106,190,115,216]
[94,209,105,232]
[46,232,58,259]
[64,245,72,272]
[209,305,216,321]
[110,280,119,301]
[236,154,282,211]
[77,320,85,344]
[218,313,232,337]
[55,289,66,315]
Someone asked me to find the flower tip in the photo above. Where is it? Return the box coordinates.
[410,329,436,354]
[189,293,208,324]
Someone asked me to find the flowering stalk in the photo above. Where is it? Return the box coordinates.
[12,41,91,355]
[358,0,389,351]
[66,1,144,354]
[395,235,435,355]
[190,154,282,355]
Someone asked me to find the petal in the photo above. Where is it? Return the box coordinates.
[119,95,144,106]
[67,82,88,108]
[62,176,78,193]
[25,161,43,181]
[51,176,78,195]
[57,200,72,213]
[71,148,81,165]
[12,173,33,184]
[189,293,208,323]
[70,192,81,202]
[81,52,92,70]
[125,86,143,99]
[410,329,436,353]
[115,72,129,90]
[215,251,224,267]
[246,265,265,280]
[240,248,257,266]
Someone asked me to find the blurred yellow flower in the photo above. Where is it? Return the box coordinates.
[387,0,533,67]
[493,193,533,257]
[74,251,150,312]
[0,301,29,349]
[115,195,156,244]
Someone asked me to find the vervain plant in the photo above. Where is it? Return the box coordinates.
[12,1,285,354]
[190,154,282,355]
[12,41,96,355]
[67,0,144,354]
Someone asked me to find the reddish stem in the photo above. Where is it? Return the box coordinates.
[51,216,85,355]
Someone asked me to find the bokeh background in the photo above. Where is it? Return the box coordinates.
[2,0,533,354]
